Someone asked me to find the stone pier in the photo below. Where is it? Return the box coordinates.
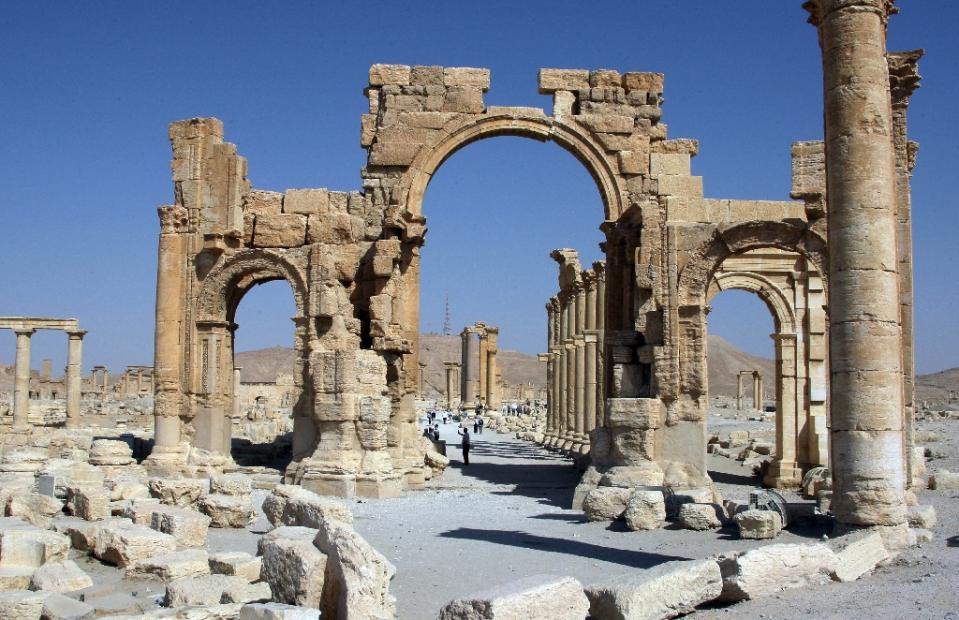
[444,362,460,410]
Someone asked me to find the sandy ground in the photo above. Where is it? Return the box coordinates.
[64,409,959,619]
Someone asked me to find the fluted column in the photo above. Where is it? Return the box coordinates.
[13,328,34,428]
[807,0,907,525]
[65,330,85,428]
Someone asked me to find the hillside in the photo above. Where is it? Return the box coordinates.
[705,334,777,398]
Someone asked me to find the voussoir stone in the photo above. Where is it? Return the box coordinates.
[438,574,588,620]
[585,559,722,620]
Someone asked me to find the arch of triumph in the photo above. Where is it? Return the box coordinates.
[149,0,922,525]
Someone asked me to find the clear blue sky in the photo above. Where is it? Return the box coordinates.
[1,1,956,376]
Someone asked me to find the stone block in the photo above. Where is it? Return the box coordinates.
[657,174,703,199]
[29,560,92,593]
[93,521,176,567]
[313,518,396,620]
[198,494,254,528]
[120,498,162,525]
[442,87,485,113]
[150,506,211,546]
[438,574,588,620]
[221,580,272,605]
[127,548,210,582]
[577,114,634,134]
[88,439,134,466]
[617,150,648,175]
[0,526,70,569]
[165,574,260,607]
[928,469,959,490]
[243,190,284,217]
[735,509,782,540]
[665,487,714,518]
[148,478,205,508]
[258,527,326,608]
[718,543,837,602]
[210,475,253,497]
[40,591,95,620]
[239,603,320,620]
[600,464,664,488]
[649,152,691,177]
[830,529,890,582]
[0,590,45,620]
[369,64,411,86]
[262,485,353,530]
[6,493,63,528]
[622,72,664,92]
[907,505,937,529]
[68,487,109,522]
[583,487,632,522]
[283,188,328,215]
[37,460,104,499]
[538,68,590,93]
[443,67,491,91]
[369,141,422,167]
[585,559,722,620]
[677,503,723,531]
[623,489,666,532]
[209,552,261,582]
[307,212,353,244]
[589,69,621,87]
[0,568,34,592]
[253,214,307,248]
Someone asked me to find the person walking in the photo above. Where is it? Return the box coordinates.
[457,427,471,465]
[478,416,484,434]
[473,420,479,433]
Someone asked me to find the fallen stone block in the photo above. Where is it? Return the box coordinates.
[210,475,253,497]
[148,478,206,507]
[583,487,632,522]
[718,543,837,601]
[29,560,92,593]
[258,527,326,607]
[438,574,588,620]
[151,506,211,547]
[313,518,396,620]
[928,469,959,491]
[907,505,937,529]
[734,509,782,540]
[67,487,110,522]
[0,590,46,620]
[677,503,723,531]
[120,498,162,525]
[623,490,665,532]
[126,549,211,582]
[93,521,176,567]
[40,590,95,620]
[6,493,63,528]
[239,603,320,620]
[0,526,70,569]
[262,485,353,529]
[37,460,105,499]
[164,574,261,607]
[198,495,254,528]
[830,529,890,582]
[585,559,722,620]
[209,552,262,582]
[0,567,35,592]
[221,580,272,604]
[664,487,713,518]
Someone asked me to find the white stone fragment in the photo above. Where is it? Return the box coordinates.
[438,574,589,620]
[585,559,722,620]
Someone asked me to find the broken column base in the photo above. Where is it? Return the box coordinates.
[763,460,804,489]
[143,444,191,477]
[293,464,405,499]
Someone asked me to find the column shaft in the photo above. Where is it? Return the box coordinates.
[65,331,85,428]
[13,329,34,428]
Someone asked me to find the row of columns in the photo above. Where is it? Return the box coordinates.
[5,326,85,429]
[735,370,764,410]
[458,322,500,410]
[542,252,606,456]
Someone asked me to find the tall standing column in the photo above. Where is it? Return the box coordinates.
[573,284,587,451]
[460,328,476,408]
[12,328,34,428]
[545,300,558,442]
[558,296,569,448]
[477,330,488,409]
[417,362,427,398]
[594,261,606,430]
[807,0,907,525]
[65,330,85,428]
[752,371,762,410]
[485,327,499,410]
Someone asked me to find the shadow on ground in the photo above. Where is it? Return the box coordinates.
[439,527,690,568]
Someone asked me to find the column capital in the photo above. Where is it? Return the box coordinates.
[66,329,87,339]
[158,204,190,234]
[13,328,35,337]
[888,49,924,109]
[803,0,897,30]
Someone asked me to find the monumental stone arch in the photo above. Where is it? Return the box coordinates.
[150,29,923,528]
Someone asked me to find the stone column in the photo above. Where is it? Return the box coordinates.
[485,327,499,410]
[65,330,85,428]
[594,261,606,429]
[766,334,803,487]
[752,371,762,410]
[417,362,427,398]
[444,362,459,410]
[12,328,34,428]
[573,284,587,450]
[584,331,598,440]
[557,296,569,448]
[233,367,242,419]
[545,300,557,442]
[736,373,745,410]
[477,330,488,408]
[461,328,477,408]
[807,0,907,525]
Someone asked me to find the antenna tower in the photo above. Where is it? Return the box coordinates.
[443,294,451,336]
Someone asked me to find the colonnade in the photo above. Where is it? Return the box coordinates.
[458,322,500,410]
[0,317,85,429]
[542,251,605,455]
[736,370,764,410]
[121,365,154,396]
